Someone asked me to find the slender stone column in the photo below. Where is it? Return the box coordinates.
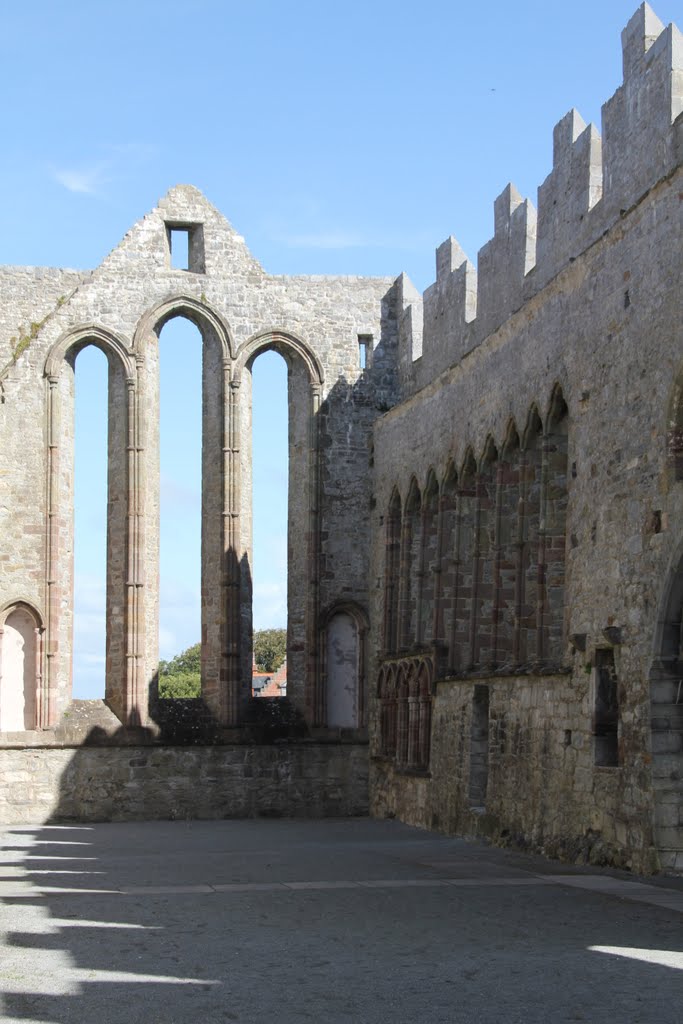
[308,382,323,725]
[123,376,139,723]
[44,375,60,728]
[34,627,45,729]
[225,376,242,726]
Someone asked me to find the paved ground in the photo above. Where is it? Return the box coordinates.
[0,818,682,1023]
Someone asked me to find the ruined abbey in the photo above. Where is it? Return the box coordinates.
[0,5,681,874]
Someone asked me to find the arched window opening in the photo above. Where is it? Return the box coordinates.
[439,464,458,656]
[236,332,320,722]
[452,452,477,673]
[0,606,41,730]
[473,441,498,670]
[400,481,421,650]
[325,611,359,727]
[73,345,108,698]
[378,668,398,757]
[543,390,569,664]
[521,409,543,665]
[396,670,409,765]
[406,665,421,768]
[157,318,202,697]
[417,663,433,769]
[496,426,521,668]
[420,474,440,645]
[383,490,402,654]
[251,350,288,694]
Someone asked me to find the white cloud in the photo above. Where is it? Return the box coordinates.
[51,142,156,196]
[53,164,109,195]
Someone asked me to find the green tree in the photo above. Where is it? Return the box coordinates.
[158,642,201,698]
[253,628,286,672]
[157,632,286,696]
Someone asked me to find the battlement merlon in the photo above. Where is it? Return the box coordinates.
[535,110,603,286]
[395,272,424,378]
[421,238,477,374]
[602,7,682,219]
[434,237,477,328]
[475,184,537,341]
[622,2,666,78]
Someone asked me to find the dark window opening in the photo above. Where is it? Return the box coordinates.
[594,648,619,766]
[469,684,490,807]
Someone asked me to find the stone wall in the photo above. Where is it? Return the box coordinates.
[369,7,683,873]
[0,741,368,825]
[0,185,398,732]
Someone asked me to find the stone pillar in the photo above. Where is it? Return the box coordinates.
[44,374,60,727]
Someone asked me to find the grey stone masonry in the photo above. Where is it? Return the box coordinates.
[0,185,398,737]
[370,4,683,875]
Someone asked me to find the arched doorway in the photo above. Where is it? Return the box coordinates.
[323,603,369,729]
[0,603,44,731]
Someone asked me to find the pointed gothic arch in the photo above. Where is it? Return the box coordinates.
[0,600,44,731]
[235,329,325,725]
[321,600,369,729]
[131,297,238,724]
[43,325,138,726]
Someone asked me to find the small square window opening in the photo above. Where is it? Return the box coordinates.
[166,223,206,273]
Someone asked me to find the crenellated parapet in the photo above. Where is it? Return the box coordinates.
[398,4,682,393]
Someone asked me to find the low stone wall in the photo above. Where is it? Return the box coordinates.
[0,743,368,825]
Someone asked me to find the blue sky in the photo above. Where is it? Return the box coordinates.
[2,0,678,695]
